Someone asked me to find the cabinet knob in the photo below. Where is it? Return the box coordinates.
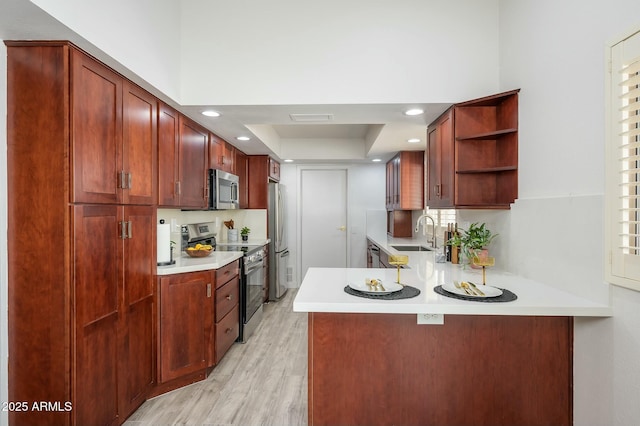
[226,294,232,301]
[225,328,233,334]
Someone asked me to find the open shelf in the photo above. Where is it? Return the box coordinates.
[456,128,518,141]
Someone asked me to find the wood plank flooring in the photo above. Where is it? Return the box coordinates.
[124,289,307,426]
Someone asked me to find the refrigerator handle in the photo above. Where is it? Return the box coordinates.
[280,250,290,258]
[277,188,285,244]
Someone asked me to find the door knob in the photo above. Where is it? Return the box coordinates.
[338,226,346,231]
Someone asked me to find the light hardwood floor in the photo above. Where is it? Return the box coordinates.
[124,289,308,426]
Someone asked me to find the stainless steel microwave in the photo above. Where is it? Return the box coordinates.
[208,169,239,210]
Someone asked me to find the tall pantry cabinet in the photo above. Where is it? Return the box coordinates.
[6,42,156,425]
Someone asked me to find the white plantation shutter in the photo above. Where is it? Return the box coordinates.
[607,28,640,290]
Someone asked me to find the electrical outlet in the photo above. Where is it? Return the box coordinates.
[417,313,444,325]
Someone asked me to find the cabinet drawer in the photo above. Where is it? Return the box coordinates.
[215,260,239,289]
[215,276,239,322]
[215,304,239,363]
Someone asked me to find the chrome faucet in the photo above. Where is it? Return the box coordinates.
[415,214,437,248]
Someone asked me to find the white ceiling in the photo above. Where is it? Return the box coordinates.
[0,0,452,163]
[181,103,451,162]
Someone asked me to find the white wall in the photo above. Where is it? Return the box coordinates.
[279,162,386,286]
[29,0,182,101]
[179,0,500,105]
[472,1,639,424]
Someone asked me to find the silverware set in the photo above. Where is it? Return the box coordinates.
[454,280,485,296]
[366,278,386,292]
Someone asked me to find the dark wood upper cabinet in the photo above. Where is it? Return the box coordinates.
[71,49,157,205]
[235,150,249,209]
[177,116,208,209]
[157,102,180,207]
[122,81,157,205]
[385,151,424,210]
[157,106,211,209]
[427,89,520,209]
[427,108,454,208]
[209,133,236,174]
[248,155,280,209]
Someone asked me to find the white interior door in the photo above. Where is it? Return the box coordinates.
[300,168,347,278]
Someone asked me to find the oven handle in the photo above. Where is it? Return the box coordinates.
[245,261,264,274]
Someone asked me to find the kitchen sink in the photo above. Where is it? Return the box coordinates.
[391,245,432,252]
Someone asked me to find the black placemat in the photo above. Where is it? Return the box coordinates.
[434,285,517,303]
[344,285,421,300]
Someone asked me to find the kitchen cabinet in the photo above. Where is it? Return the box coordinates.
[71,49,157,205]
[214,260,240,363]
[269,156,281,181]
[157,103,208,209]
[6,42,156,426]
[248,155,280,209]
[427,108,454,208]
[307,313,572,426]
[387,210,413,238]
[235,150,249,209]
[209,133,236,173]
[385,151,424,210]
[74,204,155,425]
[158,270,213,383]
[427,89,520,209]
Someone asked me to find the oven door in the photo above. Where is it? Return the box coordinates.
[244,256,265,322]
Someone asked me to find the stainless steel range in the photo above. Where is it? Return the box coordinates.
[182,222,265,343]
[216,244,265,343]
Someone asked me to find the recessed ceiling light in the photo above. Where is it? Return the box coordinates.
[407,138,421,143]
[236,136,250,141]
[284,159,294,163]
[404,108,424,116]
[201,110,220,117]
[372,158,382,162]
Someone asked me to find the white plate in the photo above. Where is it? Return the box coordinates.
[348,280,403,295]
[441,282,503,298]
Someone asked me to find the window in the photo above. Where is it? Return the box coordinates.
[606,27,640,290]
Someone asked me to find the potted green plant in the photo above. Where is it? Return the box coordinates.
[240,226,250,242]
[458,222,497,266]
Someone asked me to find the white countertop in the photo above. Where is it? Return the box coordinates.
[157,251,244,275]
[157,239,270,276]
[293,267,610,316]
[293,232,612,317]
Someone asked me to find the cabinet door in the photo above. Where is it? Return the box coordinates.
[208,132,224,171]
[235,150,249,209]
[178,117,208,208]
[122,82,157,205]
[159,271,212,382]
[71,50,123,204]
[269,157,280,181]
[427,109,454,208]
[398,151,424,210]
[119,205,155,418]
[158,102,180,207]
[247,155,270,209]
[73,205,121,426]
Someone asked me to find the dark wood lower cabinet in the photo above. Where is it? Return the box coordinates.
[158,271,213,383]
[308,313,573,426]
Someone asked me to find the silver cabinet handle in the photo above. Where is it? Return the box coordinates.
[207,283,212,298]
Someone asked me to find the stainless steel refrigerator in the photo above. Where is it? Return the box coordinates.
[268,182,289,300]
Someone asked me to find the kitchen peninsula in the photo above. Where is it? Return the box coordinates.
[294,248,610,425]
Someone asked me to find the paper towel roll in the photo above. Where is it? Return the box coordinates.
[157,223,172,264]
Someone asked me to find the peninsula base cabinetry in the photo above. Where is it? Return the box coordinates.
[307,312,572,426]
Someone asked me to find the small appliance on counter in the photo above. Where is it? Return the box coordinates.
[182,221,217,251]
[157,219,175,266]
